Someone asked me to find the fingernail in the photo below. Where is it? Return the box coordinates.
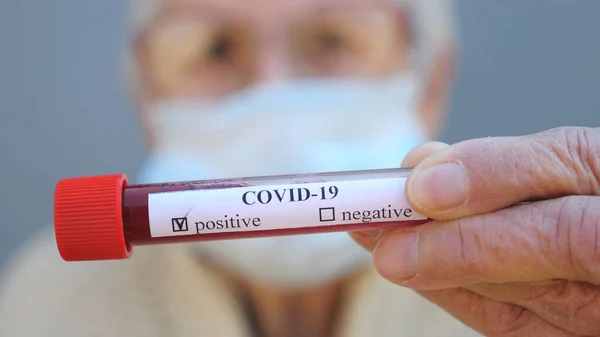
[408,162,467,211]
[374,231,417,281]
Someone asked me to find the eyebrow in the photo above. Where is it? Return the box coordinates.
[313,0,404,11]
[152,2,235,26]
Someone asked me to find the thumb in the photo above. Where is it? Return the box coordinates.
[405,127,600,220]
[349,141,449,252]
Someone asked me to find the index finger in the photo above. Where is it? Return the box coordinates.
[406,126,600,220]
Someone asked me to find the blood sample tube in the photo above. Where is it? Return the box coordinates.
[53,167,430,262]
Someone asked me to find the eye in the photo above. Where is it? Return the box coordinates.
[207,35,233,62]
[292,23,356,75]
[316,30,345,53]
[144,19,254,98]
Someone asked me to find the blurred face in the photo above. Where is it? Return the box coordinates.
[130,0,454,289]
[136,0,411,100]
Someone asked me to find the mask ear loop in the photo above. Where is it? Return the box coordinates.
[400,15,431,137]
[127,12,171,150]
[394,0,433,97]
[385,0,429,117]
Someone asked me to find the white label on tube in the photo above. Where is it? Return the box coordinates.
[147,177,426,237]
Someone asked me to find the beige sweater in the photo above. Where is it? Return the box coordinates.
[0,228,481,337]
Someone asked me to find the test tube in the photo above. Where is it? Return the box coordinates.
[53,168,430,262]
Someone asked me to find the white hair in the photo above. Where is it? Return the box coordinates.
[127,0,456,76]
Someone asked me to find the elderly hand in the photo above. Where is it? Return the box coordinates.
[351,126,600,336]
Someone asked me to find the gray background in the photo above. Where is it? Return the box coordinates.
[0,0,598,268]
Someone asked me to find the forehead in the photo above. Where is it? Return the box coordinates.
[161,0,402,21]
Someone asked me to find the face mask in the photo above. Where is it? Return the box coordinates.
[137,73,429,289]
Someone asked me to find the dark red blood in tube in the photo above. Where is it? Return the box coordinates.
[123,180,252,245]
[54,170,429,262]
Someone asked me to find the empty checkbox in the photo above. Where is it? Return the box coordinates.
[319,207,335,222]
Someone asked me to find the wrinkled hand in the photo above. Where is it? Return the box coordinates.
[351,127,600,336]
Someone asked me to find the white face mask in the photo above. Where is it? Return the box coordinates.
[137,73,429,289]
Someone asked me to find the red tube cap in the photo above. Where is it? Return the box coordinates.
[53,174,132,261]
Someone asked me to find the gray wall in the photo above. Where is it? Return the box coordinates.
[0,1,599,268]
